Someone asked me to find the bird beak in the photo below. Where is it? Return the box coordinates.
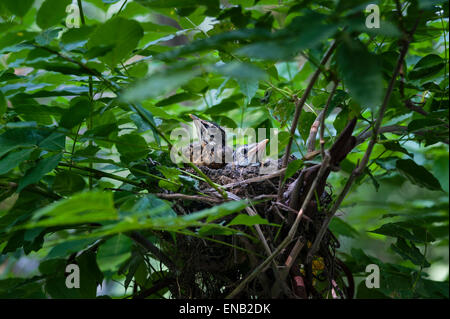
[247,139,269,159]
[190,114,205,141]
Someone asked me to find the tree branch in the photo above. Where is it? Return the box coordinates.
[320,81,339,159]
[307,16,421,263]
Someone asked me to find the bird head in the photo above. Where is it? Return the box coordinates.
[233,139,269,167]
[189,114,226,148]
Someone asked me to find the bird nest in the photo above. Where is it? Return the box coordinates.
[151,118,358,299]
[157,156,353,299]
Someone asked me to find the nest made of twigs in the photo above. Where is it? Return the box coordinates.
[150,155,354,299]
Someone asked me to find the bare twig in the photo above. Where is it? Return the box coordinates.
[212,168,286,191]
[306,110,324,153]
[274,202,312,222]
[320,81,339,159]
[404,99,428,116]
[283,238,305,279]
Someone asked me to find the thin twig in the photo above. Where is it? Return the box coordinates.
[306,110,323,153]
[320,81,339,159]
[211,168,286,191]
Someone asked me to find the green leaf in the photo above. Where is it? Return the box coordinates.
[0,278,46,298]
[336,37,383,110]
[18,152,63,192]
[53,171,86,196]
[120,194,176,220]
[228,214,271,226]
[236,14,338,60]
[0,148,34,175]
[97,234,134,272]
[283,159,303,182]
[39,132,66,151]
[136,0,216,8]
[277,131,291,154]
[39,258,67,275]
[76,250,103,298]
[87,17,143,67]
[381,141,413,157]
[375,156,398,171]
[59,97,91,129]
[329,217,359,238]
[60,26,96,51]
[237,78,258,105]
[0,31,37,53]
[40,258,84,298]
[203,101,240,115]
[121,65,200,102]
[182,77,208,93]
[155,92,200,107]
[333,108,349,133]
[3,0,34,17]
[409,54,445,80]
[408,118,444,132]
[391,238,430,267]
[0,128,46,157]
[129,103,161,145]
[215,62,267,81]
[47,238,96,259]
[369,223,420,242]
[298,111,316,142]
[396,159,443,191]
[200,200,247,223]
[36,0,72,29]
[116,134,148,162]
[23,191,117,228]
[0,91,6,117]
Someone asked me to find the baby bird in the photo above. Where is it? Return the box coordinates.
[183,114,232,169]
[231,139,269,167]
